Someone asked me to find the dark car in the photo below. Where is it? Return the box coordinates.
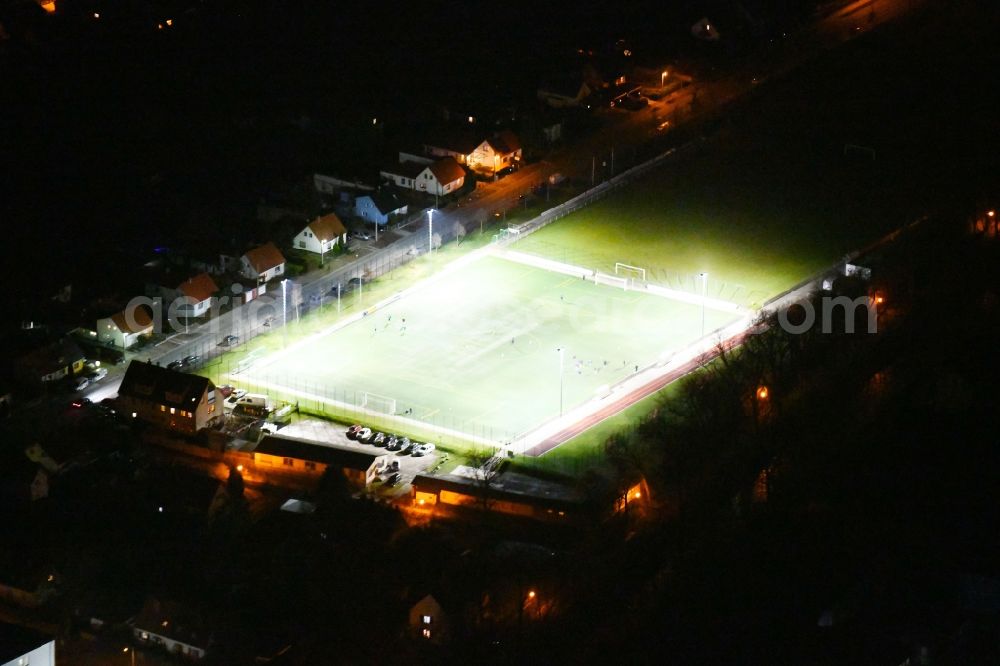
[183,355,201,366]
[220,335,239,346]
[616,93,649,111]
[495,166,516,179]
[385,435,400,451]
[397,440,413,455]
[371,432,387,447]
[348,277,364,288]
[167,361,184,371]
[346,424,363,439]
[384,472,401,487]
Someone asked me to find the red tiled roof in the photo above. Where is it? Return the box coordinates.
[427,158,465,185]
[243,241,286,274]
[177,272,219,303]
[308,214,347,242]
[486,130,521,156]
[111,306,153,334]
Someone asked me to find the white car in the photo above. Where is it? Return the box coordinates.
[72,377,90,392]
[411,443,436,457]
[86,368,108,382]
[223,389,247,412]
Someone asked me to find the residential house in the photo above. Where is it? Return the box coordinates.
[154,272,219,319]
[117,361,220,435]
[241,242,286,284]
[292,214,348,255]
[409,594,450,645]
[13,337,86,384]
[132,597,210,662]
[252,435,387,490]
[411,473,583,522]
[422,130,481,164]
[0,622,55,666]
[0,449,49,506]
[313,172,376,195]
[414,158,466,197]
[354,190,409,226]
[467,130,522,174]
[537,79,594,108]
[380,160,427,190]
[96,305,154,349]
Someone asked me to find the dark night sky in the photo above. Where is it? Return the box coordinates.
[0,0,820,309]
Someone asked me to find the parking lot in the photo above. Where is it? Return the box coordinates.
[275,418,441,497]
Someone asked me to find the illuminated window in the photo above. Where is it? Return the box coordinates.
[160,405,166,412]
[304,461,316,471]
[422,615,432,624]
[208,404,215,413]
[170,407,175,415]
[422,629,431,639]
[283,458,293,466]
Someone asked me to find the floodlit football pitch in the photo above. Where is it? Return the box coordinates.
[237,251,739,445]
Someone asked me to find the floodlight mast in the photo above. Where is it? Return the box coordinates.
[428,209,434,256]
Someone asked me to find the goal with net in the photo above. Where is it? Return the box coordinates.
[615,262,646,282]
[594,272,630,290]
[360,392,397,415]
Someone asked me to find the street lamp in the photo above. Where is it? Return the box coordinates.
[556,347,565,416]
[123,647,135,666]
[281,279,288,328]
[700,272,708,337]
[427,209,434,256]
[661,70,668,87]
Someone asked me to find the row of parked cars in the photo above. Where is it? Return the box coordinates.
[346,425,436,456]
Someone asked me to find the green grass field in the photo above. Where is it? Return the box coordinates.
[237,254,737,443]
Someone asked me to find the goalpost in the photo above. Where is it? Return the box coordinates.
[594,272,630,290]
[615,262,646,282]
[360,391,397,415]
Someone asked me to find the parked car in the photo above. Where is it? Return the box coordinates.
[385,435,400,451]
[371,432,387,447]
[223,389,248,412]
[86,367,108,382]
[384,472,401,487]
[220,335,239,347]
[397,440,413,455]
[167,360,184,371]
[183,355,201,366]
[385,460,400,473]
[356,427,373,442]
[616,93,649,110]
[346,424,363,439]
[356,231,371,241]
[218,384,236,398]
[495,166,516,179]
[72,376,90,392]
[411,443,436,457]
